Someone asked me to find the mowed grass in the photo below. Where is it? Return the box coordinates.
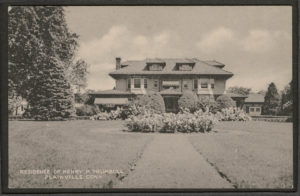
[8,120,153,188]
[189,121,293,189]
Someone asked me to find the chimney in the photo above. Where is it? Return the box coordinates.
[116,57,121,70]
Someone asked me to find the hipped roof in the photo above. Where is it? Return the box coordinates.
[109,58,233,78]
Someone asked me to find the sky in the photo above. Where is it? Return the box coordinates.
[65,6,292,92]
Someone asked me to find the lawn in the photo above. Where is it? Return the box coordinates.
[8,120,154,188]
[8,120,293,189]
[189,121,293,189]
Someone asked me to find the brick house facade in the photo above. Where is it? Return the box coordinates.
[91,57,234,112]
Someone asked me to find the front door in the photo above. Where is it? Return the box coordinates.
[164,96,179,113]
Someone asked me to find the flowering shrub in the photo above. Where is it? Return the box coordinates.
[178,91,198,112]
[91,111,111,120]
[126,110,164,132]
[215,107,252,121]
[76,104,100,116]
[91,107,124,120]
[126,109,219,133]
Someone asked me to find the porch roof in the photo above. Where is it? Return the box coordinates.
[94,98,129,105]
[159,88,182,95]
[245,93,264,103]
[89,89,133,95]
[226,92,248,98]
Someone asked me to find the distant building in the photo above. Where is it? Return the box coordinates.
[243,93,265,116]
[90,57,233,112]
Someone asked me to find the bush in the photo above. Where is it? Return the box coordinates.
[215,95,236,110]
[76,104,100,116]
[197,95,218,113]
[178,91,198,112]
[215,107,252,121]
[132,92,165,113]
[126,110,164,132]
[126,109,218,133]
[91,107,125,120]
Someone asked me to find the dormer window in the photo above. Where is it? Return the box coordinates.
[174,63,195,71]
[179,64,193,71]
[146,63,165,71]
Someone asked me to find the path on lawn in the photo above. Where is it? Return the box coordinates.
[116,134,233,188]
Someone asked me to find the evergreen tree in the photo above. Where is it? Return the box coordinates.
[280,80,293,115]
[8,6,79,120]
[263,82,280,115]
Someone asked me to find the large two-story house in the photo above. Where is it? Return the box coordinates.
[90,57,234,112]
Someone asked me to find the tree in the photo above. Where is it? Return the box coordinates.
[280,80,293,115]
[68,59,89,93]
[215,95,236,110]
[257,90,266,96]
[228,86,251,96]
[8,6,79,120]
[263,82,280,115]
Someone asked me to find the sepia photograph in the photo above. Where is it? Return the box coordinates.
[4,3,295,192]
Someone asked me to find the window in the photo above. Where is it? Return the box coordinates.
[250,107,255,112]
[211,83,214,89]
[144,79,147,88]
[183,81,188,89]
[256,107,261,112]
[134,79,141,88]
[201,82,208,88]
[194,79,198,89]
[179,64,192,71]
[154,80,158,88]
[149,64,163,71]
[127,79,131,89]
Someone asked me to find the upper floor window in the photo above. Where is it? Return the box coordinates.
[210,79,215,89]
[144,79,147,88]
[154,80,158,88]
[134,79,141,88]
[127,78,131,89]
[183,81,188,89]
[194,79,198,89]
[201,82,208,88]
